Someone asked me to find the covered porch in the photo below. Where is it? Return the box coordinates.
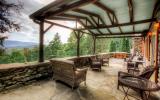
[30,0,160,83]
[0,0,160,100]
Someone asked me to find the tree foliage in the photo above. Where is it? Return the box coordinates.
[45,33,63,59]
[0,0,22,33]
[0,32,132,64]
[121,38,130,53]
[109,41,116,52]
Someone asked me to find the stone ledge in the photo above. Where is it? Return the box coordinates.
[0,61,52,92]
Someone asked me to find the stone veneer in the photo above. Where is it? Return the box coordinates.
[0,62,52,92]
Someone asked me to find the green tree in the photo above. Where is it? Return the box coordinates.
[26,47,39,62]
[64,32,77,56]
[109,41,116,52]
[121,38,130,53]
[96,38,109,53]
[47,33,62,58]
[80,34,93,55]
[0,0,22,33]
[9,50,25,63]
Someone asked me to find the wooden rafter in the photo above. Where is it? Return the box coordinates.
[45,0,98,18]
[78,19,95,36]
[44,20,74,30]
[128,0,135,33]
[76,18,156,30]
[47,16,77,21]
[72,9,112,34]
[59,13,103,35]
[97,35,143,38]
[96,30,147,36]
[43,24,54,33]
[128,0,134,22]
[90,16,103,34]
[94,1,123,33]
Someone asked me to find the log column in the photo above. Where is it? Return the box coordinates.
[77,31,80,57]
[74,30,84,57]
[39,20,44,62]
[155,22,160,83]
[93,36,96,54]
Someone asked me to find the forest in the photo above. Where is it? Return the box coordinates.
[0,32,131,64]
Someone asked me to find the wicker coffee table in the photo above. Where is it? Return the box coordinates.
[119,76,160,100]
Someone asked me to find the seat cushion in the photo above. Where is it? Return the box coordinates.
[92,62,101,65]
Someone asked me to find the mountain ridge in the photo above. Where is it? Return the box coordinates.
[4,40,38,48]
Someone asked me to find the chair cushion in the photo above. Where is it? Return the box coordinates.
[92,62,101,65]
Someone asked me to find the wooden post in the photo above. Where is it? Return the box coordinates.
[155,22,160,83]
[77,31,80,57]
[39,20,44,62]
[93,36,96,54]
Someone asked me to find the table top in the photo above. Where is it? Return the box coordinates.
[119,76,160,91]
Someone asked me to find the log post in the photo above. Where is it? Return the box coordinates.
[93,36,96,54]
[39,20,44,62]
[155,22,160,83]
[77,31,80,57]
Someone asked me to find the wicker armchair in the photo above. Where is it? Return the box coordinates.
[125,55,138,72]
[101,55,109,66]
[50,59,88,89]
[89,56,102,71]
[117,67,154,89]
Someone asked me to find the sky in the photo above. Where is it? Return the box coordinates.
[6,0,76,44]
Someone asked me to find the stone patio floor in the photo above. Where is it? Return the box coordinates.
[0,58,160,100]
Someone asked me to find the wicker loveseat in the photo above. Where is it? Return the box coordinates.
[50,59,88,89]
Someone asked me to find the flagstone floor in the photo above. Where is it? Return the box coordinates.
[0,58,159,100]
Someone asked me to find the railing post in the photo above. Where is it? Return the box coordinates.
[39,20,44,62]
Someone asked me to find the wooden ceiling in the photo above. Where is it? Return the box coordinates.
[30,0,159,38]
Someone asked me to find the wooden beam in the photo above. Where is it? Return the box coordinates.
[73,9,99,17]
[155,22,160,83]
[43,24,54,33]
[76,18,157,30]
[90,16,104,34]
[94,1,114,14]
[96,30,147,36]
[39,21,44,62]
[94,1,114,24]
[30,0,73,19]
[128,0,135,33]
[94,1,123,33]
[97,35,143,38]
[93,36,96,54]
[149,0,160,31]
[44,20,74,30]
[74,31,81,57]
[128,0,134,22]
[46,0,98,18]
[78,19,95,36]
[73,8,113,34]
[59,13,103,34]
[47,16,77,21]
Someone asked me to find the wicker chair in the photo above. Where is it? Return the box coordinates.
[101,55,109,66]
[50,59,88,89]
[117,67,154,89]
[89,56,102,71]
[125,55,139,72]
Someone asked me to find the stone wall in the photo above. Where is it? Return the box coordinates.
[0,62,52,92]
